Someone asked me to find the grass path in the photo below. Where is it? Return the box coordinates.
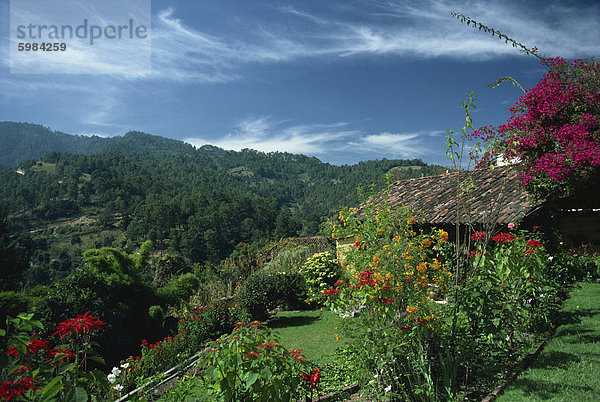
[498,282,600,401]
[268,309,343,365]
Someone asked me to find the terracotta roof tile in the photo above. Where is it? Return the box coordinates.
[373,166,541,225]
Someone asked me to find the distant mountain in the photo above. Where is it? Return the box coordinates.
[0,122,449,217]
[0,122,103,169]
[0,122,196,169]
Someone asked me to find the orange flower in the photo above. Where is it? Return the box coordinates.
[437,229,449,243]
[406,306,418,314]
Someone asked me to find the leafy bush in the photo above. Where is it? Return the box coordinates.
[0,291,29,332]
[239,272,307,321]
[163,322,315,401]
[548,252,600,283]
[148,305,165,326]
[153,254,191,286]
[301,252,339,305]
[157,272,200,306]
[177,297,248,356]
[31,248,158,368]
[263,244,314,274]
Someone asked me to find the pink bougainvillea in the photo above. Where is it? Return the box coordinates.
[474,57,600,199]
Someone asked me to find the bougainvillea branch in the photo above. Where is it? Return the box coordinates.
[473,57,600,200]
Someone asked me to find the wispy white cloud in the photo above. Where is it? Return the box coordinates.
[5,1,599,83]
[184,116,440,162]
[143,1,600,82]
[184,116,357,154]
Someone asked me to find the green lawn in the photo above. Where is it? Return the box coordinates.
[268,309,344,365]
[498,282,600,401]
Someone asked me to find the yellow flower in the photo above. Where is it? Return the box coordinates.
[437,229,449,243]
[406,306,418,314]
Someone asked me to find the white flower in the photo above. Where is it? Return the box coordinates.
[121,362,130,369]
[107,374,117,383]
[112,367,121,376]
[384,385,392,393]
[114,384,124,392]
[548,256,554,261]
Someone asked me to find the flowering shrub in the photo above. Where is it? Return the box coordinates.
[463,226,560,349]
[177,297,248,356]
[301,252,340,305]
[474,57,600,200]
[162,321,314,401]
[121,297,248,386]
[324,189,453,399]
[0,312,110,400]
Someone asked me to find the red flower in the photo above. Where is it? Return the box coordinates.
[523,249,536,255]
[309,368,321,388]
[355,270,377,288]
[141,339,149,346]
[289,349,305,361]
[491,233,516,243]
[471,231,486,241]
[27,339,50,355]
[470,250,481,258]
[0,377,41,400]
[526,276,538,281]
[243,351,259,359]
[47,349,75,363]
[322,288,341,296]
[13,365,29,374]
[334,280,346,287]
[400,326,411,331]
[52,311,105,339]
[378,297,395,304]
[249,321,262,327]
[525,239,543,248]
[6,346,18,357]
[353,241,364,249]
[302,372,310,382]
[233,322,246,328]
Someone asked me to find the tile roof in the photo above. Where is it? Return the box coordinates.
[375,166,542,225]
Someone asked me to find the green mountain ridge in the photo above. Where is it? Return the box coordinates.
[0,122,199,169]
[0,121,446,287]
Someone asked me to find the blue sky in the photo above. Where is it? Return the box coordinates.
[1,0,599,166]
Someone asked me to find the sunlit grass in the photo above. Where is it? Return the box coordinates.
[269,309,344,365]
[498,282,600,401]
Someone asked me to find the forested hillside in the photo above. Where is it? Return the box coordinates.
[0,121,446,288]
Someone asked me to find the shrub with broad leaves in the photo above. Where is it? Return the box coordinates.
[163,321,317,401]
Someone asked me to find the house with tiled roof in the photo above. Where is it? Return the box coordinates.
[367,166,600,250]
